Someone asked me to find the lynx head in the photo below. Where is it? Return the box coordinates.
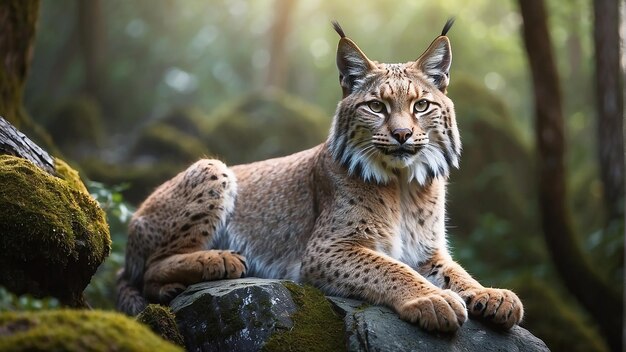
[328,19,461,185]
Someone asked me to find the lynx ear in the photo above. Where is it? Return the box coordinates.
[333,21,375,97]
[414,35,452,92]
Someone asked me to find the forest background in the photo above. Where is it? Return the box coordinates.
[2,1,623,351]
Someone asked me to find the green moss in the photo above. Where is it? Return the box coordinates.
[54,158,89,194]
[0,155,111,306]
[262,282,345,352]
[0,309,182,351]
[136,304,184,347]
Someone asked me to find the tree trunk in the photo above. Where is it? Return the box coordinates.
[77,0,104,99]
[593,0,624,221]
[517,1,623,351]
[0,0,41,128]
[265,0,295,89]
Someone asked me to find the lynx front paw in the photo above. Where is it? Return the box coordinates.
[398,289,468,332]
[461,288,523,329]
[201,250,247,280]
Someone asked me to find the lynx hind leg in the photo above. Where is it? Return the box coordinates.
[140,159,243,304]
[175,159,238,228]
[144,250,247,304]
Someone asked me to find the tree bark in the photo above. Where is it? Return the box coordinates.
[265,0,295,89]
[0,0,41,128]
[0,116,55,175]
[77,0,104,99]
[593,0,624,221]
[518,1,622,351]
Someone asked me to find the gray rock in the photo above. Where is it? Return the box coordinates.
[170,278,298,352]
[328,296,550,352]
[170,278,550,352]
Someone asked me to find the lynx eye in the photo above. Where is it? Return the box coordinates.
[414,99,430,113]
[367,100,386,114]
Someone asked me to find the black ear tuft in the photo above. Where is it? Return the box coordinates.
[441,17,455,36]
[332,20,346,38]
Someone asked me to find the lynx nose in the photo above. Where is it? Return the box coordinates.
[392,128,412,144]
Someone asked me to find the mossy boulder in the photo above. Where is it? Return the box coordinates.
[203,89,330,165]
[137,304,184,347]
[170,278,344,352]
[0,309,182,351]
[45,96,105,159]
[170,278,548,351]
[0,155,110,306]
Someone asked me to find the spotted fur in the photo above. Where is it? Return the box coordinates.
[117,20,523,332]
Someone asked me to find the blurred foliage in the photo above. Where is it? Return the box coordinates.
[85,182,134,309]
[131,122,209,163]
[0,287,60,312]
[45,96,105,159]
[18,0,622,350]
[203,89,329,165]
[81,159,183,204]
[511,277,609,352]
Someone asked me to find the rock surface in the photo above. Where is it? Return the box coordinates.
[170,279,300,352]
[329,296,550,352]
[170,278,550,352]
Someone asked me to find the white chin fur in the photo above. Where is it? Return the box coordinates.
[343,143,450,186]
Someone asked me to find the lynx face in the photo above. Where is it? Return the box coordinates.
[329,23,461,185]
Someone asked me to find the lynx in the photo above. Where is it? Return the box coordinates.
[117,19,523,332]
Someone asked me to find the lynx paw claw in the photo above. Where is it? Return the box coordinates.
[399,289,467,332]
[222,251,247,279]
[462,288,523,329]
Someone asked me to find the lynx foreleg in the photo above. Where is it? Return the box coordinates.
[417,249,524,329]
[302,243,467,332]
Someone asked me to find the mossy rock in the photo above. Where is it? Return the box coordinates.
[263,282,345,352]
[54,158,89,194]
[510,277,609,352]
[0,155,110,306]
[45,96,105,159]
[0,309,182,351]
[136,304,184,347]
[204,89,330,165]
[170,278,344,352]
